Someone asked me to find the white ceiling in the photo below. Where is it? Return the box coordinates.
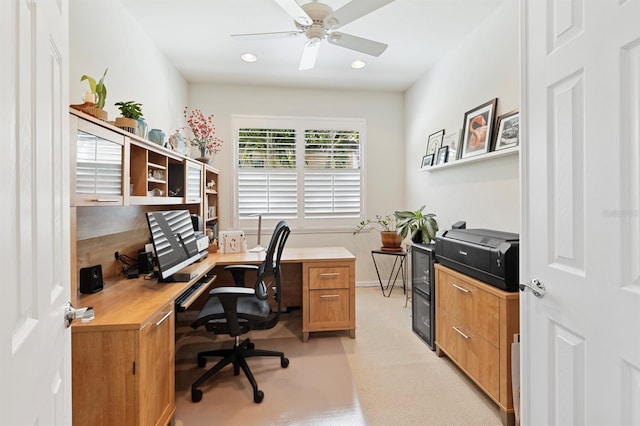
[120,0,505,91]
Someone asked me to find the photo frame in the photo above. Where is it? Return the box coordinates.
[493,110,520,151]
[436,146,449,165]
[460,98,498,159]
[425,129,445,157]
[441,130,460,162]
[421,154,434,168]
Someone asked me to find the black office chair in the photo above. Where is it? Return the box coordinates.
[190,220,291,403]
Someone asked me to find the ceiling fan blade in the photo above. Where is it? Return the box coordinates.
[299,41,320,71]
[327,32,388,57]
[323,0,395,30]
[273,0,313,26]
[231,30,303,40]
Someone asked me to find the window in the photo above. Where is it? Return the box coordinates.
[233,115,364,230]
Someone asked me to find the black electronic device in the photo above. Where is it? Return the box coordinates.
[79,264,104,294]
[452,220,466,229]
[145,210,201,282]
[138,251,154,274]
[435,228,519,291]
[191,215,203,232]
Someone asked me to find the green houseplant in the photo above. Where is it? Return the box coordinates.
[80,68,108,109]
[114,101,143,134]
[394,205,438,244]
[353,214,403,250]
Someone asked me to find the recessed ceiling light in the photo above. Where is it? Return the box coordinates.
[241,53,257,63]
[351,60,366,69]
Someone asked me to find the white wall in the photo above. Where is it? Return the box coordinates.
[188,84,405,284]
[69,0,187,132]
[404,0,520,234]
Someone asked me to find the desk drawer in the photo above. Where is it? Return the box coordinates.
[308,289,350,325]
[308,266,350,290]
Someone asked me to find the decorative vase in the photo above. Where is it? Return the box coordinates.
[168,131,186,155]
[137,117,148,138]
[380,231,403,252]
[196,146,213,165]
[148,128,166,146]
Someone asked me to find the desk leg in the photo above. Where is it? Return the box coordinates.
[302,332,309,342]
[349,329,356,339]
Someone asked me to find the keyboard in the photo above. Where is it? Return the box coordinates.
[175,275,215,311]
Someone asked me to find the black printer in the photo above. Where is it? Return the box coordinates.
[435,228,519,292]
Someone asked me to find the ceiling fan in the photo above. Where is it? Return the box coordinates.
[231,0,396,70]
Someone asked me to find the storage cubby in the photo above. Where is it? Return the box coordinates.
[203,165,219,237]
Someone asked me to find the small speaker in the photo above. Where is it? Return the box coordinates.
[79,264,103,294]
[138,251,154,274]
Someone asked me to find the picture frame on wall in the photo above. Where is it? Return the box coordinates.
[436,146,449,165]
[493,110,520,151]
[425,129,445,156]
[421,154,434,168]
[460,98,498,159]
[441,130,460,162]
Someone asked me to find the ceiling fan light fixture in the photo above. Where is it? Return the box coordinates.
[351,60,366,69]
[241,52,257,63]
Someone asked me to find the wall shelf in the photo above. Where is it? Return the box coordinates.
[421,146,518,172]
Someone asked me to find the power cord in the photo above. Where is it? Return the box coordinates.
[114,251,139,278]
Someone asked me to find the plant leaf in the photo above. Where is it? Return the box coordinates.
[80,75,97,93]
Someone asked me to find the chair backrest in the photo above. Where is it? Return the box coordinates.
[254,220,290,302]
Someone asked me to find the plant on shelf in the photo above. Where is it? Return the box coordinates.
[183,106,224,162]
[353,214,403,251]
[394,205,438,244]
[114,101,143,134]
[72,68,108,120]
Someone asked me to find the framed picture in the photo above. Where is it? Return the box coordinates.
[493,110,520,151]
[425,129,445,156]
[421,154,434,168]
[460,98,498,159]
[436,146,449,165]
[441,130,460,161]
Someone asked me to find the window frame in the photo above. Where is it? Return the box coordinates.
[231,114,366,232]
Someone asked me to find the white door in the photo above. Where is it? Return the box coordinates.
[521,0,640,424]
[0,0,71,424]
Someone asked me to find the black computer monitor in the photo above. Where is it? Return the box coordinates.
[145,210,200,281]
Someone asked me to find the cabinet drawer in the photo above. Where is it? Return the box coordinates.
[437,270,500,346]
[437,309,499,399]
[308,289,350,324]
[308,266,350,290]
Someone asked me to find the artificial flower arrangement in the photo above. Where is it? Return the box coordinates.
[183,106,224,156]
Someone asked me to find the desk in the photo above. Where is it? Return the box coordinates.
[71,247,355,426]
[371,249,408,297]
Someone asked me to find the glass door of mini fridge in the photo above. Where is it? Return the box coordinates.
[411,243,436,350]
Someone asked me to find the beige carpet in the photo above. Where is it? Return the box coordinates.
[174,287,502,425]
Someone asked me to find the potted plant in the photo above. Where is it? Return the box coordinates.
[114,101,143,134]
[72,68,108,120]
[394,205,438,244]
[353,214,403,250]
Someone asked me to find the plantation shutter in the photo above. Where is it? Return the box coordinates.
[304,130,361,218]
[237,128,297,218]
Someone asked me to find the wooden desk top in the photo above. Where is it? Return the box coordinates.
[73,247,355,332]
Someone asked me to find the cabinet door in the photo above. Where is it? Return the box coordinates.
[185,160,203,204]
[72,117,124,206]
[138,305,175,426]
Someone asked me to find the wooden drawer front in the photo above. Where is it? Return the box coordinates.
[437,271,500,346]
[438,310,499,399]
[309,289,350,325]
[309,266,350,290]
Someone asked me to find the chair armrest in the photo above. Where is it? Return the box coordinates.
[224,264,259,287]
[223,264,259,272]
[208,287,254,297]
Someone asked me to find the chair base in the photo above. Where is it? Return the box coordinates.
[191,336,289,403]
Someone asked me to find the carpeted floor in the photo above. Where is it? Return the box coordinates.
[174,286,502,425]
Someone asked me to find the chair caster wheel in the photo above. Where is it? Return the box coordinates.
[254,390,264,403]
[192,389,203,403]
[247,342,255,350]
[197,357,206,368]
[281,357,290,368]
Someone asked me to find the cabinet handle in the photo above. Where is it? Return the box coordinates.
[452,283,470,293]
[92,198,120,202]
[452,326,470,340]
[156,311,173,326]
[320,273,340,277]
[320,294,340,298]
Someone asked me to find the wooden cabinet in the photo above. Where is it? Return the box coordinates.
[70,114,125,206]
[72,302,175,426]
[435,264,519,426]
[302,260,356,342]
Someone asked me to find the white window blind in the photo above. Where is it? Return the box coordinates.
[234,116,364,229]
